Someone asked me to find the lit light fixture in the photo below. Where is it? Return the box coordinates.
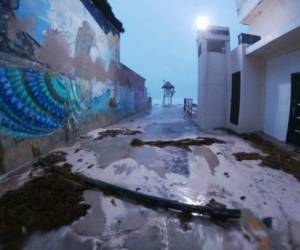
[196,16,210,31]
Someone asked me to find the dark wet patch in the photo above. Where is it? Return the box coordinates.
[131,137,226,151]
[233,134,300,181]
[224,172,230,178]
[168,156,189,176]
[262,217,273,229]
[30,144,41,158]
[177,213,193,231]
[240,196,246,201]
[0,171,89,250]
[111,199,117,207]
[144,122,198,140]
[80,135,89,139]
[94,129,142,141]
[74,148,81,153]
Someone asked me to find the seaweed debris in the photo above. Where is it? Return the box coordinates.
[233,133,300,181]
[95,129,142,141]
[0,171,89,250]
[131,137,226,151]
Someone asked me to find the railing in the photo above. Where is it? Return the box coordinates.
[184,98,194,119]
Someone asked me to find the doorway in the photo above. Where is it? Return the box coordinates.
[230,72,241,125]
[287,73,300,147]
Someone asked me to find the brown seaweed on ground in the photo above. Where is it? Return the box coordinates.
[131,137,226,151]
[0,171,89,250]
[37,151,67,165]
[234,152,263,162]
[233,133,300,181]
[95,129,142,140]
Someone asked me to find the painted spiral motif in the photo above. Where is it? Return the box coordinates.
[0,67,83,138]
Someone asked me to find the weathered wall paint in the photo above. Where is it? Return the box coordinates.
[0,0,147,173]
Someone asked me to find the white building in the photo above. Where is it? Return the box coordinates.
[197,0,300,147]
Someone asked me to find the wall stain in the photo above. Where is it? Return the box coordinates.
[0,0,147,173]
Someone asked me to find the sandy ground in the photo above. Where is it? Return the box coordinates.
[1,105,300,250]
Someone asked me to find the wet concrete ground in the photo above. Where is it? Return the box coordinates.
[1,105,300,250]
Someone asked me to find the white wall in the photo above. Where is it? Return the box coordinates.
[226,46,243,132]
[201,52,227,129]
[197,29,230,130]
[197,41,207,126]
[197,50,228,129]
[241,54,264,133]
[263,50,300,141]
[248,0,300,39]
[235,0,261,23]
[227,45,264,134]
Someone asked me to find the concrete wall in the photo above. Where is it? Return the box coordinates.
[196,37,207,127]
[197,28,230,130]
[247,0,300,38]
[226,46,243,132]
[0,0,147,174]
[235,0,262,23]
[227,45,264,134]
[197,50,228,129]
[241,54,264,133]
[263,49,300,141]
[204,52,227,128]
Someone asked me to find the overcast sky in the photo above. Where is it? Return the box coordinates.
[109,0,246,101]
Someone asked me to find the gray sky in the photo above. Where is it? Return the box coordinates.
[109,0,246,101]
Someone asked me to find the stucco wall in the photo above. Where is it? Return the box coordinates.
[197,31,230,130]
[197,51,228,130]
[263,50,300,142]
[0,0,147,174]
[227,45,264,134]
[227,46,243,132]
[241,55,264,133]
[248,0,300,39]
[203,52,227,128]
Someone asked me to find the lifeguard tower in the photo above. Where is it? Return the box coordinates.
[162,81,175,106]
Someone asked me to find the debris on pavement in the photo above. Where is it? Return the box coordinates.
[233,133,300,181]
[81,172,241,219]
[32,151,67,167]
[177,213,193,231]
[241,209,272,250]
[234,152,263,162]
[94,128,142,141]
[262,217,273,229]
[40,159,241,220]
[131,137,226,151]
[0,173,90,250]
[2,106,300,249]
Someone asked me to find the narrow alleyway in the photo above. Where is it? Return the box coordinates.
[1,105,300,250]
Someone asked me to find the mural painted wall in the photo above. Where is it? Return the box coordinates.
[0,0,147,173]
